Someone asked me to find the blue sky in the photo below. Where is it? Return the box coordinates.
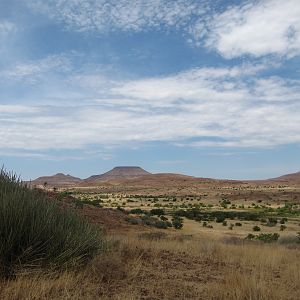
[0,0,300,180]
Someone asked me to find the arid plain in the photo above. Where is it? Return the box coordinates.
[2,167,294,299]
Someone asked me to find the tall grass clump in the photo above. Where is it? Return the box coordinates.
[0,169,105,277]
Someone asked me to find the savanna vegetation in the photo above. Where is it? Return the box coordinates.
[1,169,300,299]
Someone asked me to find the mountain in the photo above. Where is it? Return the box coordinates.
[84,166,151,183]
[30,173,82,187]
[268,171,300,183]
[29,168,300,189]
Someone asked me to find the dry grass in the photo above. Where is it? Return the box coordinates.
[0,232,299,300]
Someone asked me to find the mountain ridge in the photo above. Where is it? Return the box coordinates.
[30,167,300,187]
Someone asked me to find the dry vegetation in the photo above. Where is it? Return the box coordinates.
[1,233,299,299]
[2,172,300,299]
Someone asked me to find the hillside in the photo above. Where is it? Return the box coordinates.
[31,173,82,187]
[268,171,300,184]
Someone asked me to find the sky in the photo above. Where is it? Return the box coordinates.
[0,0,300,180]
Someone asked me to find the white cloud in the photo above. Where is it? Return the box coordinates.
[0,105,40,114]
[27,0,206,33]
[26,0,300,59]
[205,0,300,58]
[1,63,300,151]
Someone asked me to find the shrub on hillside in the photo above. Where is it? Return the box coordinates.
[0,169,105,277]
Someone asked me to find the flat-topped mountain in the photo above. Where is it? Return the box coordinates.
[85,166,151,183]
[31,173,82,187]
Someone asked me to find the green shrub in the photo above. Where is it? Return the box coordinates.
[172,216,183,229]
[246,233,255,240]
[253,225,261,231]
[280,218,287,224]
[256,233,280,242]
[266,217,277,227]
[160,215,168,221]
[246,233,280,243]
[154,220,168,229]
[280,225,287,231]
[0,170,105,277]
[141,215,156,226]
[150,208,165,216]
[235,222,242,226]
[216,215,226,223]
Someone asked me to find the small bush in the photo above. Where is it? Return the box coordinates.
[246,233,255,240]
[280,218,287,224]
[257,233,280,242]
[280,225,287,231]
[246,233,280,243]
[266,218,277,227]
[253,225,261,231]
[154,220,168,229]
[141,215,156,226]
[0,169,105,277]
[235,222,242,226]
[222,220,227,226]
[172,216,183,229]
[130,208,145,214]
[150,208,165,216]
[216,215,226,223]
[160,215,168,221]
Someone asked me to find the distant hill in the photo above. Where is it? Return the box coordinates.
[31,173,82,187]
[268,171,300,183]
[85,166,151,183]
[30,168,300,190]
